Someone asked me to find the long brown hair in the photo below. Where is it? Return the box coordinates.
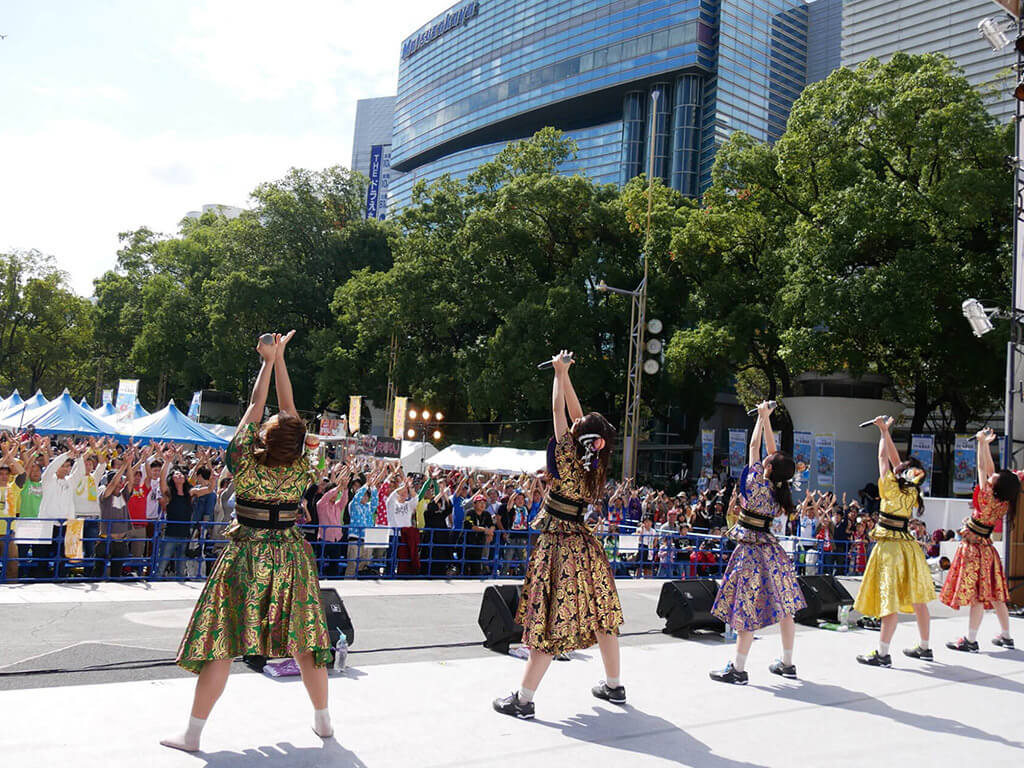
[254,412,307,467]
[572,412,617,503]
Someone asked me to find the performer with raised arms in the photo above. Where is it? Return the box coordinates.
[493,350,624,719]
[162,332,333,752]
[709,401,804,685]
[855,416,936,667]
[941,427,1018,652]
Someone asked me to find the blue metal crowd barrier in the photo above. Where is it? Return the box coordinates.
[0,517,884,584]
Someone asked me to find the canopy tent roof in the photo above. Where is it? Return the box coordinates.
[121,401,229,448]
[78,397,91,410]
[0,391,117,436]
[424,444,546,476]
[0,390,50,428]
[400,440,439,474]
[205,424,237,442]
[92,402,117,418]
[0,390,23,417]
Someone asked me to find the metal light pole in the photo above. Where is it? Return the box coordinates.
[600,90,660,480]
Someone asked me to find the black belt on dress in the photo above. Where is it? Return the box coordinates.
[544,490,585,522]
[738,510,773,531]
[878,512,909,532]
[236,498,299,530]
[965,517,994,538]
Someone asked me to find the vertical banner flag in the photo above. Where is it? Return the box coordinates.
[773,430,782,451]
[364,144,392,221]
[910,434,935,495]
[101,389,113,405]
[115,379,139,413]
[187,391,202,420]
[700,429,715,475]
[793,431,813,487]
[348,396,362,437]
[393,396,409,440]
[815,433,835,488]
[952,435,976,496]
[728,429,747,479]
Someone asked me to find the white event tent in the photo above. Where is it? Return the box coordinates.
[424,444,546,476]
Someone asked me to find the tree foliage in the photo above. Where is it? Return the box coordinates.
[665,53,1011,437]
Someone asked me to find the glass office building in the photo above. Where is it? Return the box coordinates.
[390,0,817,212]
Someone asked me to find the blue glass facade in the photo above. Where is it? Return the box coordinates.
[390,0,814,211]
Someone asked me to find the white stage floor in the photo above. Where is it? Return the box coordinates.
[2,589,1021,768]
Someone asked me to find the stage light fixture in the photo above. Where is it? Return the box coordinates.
[962,298,995,337]
[407,428,416,439]
[409,409,417,420]
[979,16,1012,51]
[432,430,442,441]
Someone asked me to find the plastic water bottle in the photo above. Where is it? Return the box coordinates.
[838,605,851,628]
[724,623,737,643]
[333,635,349,671]
[819,621,849,633]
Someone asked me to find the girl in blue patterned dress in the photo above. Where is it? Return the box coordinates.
[709,401,805,684]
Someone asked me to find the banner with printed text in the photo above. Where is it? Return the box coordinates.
[952,435,977,496]
[101,389,113,405]
[393,396,408,440]
[187,391,202,420]
[815,433,835,488]
[701,429,715,475]
[348,395,362,437]
[115,379,139,413]
[910,434,935,495]
[728,429,747,479]
[793,431,813,487]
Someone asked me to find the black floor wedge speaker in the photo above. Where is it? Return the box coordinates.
[478,584,523,655]
[656,579,725,638]
[794,575,854,625]
[243,587,354,671]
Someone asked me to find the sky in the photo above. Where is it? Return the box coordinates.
[0,0,455,295]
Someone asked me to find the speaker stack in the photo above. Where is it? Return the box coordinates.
[477,584,523,655]
[656,579,725,638]
[794,575,854,625]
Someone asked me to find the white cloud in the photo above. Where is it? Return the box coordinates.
[0,0,457,295]
[177,0,451,112]
[0,121,356,294]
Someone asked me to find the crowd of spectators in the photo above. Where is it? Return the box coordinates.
[0,430,964,582]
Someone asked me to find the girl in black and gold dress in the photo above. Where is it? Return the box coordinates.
[493,351,624,719]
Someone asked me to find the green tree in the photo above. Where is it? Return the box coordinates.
[665,53,1011,442]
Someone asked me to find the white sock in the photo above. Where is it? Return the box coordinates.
[919,640,929,651]
[605,676,621,688]
[878,641,890,657]
[782,648,793,666]
[1000,629,1012,640]
[313,708,333,738]
[160,716,205,752]
[967,628,979,643]
[517,686,535,704]
[733,653,747,673]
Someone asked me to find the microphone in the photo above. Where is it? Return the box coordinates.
[745,400,777,416]
[538,352,574,370]
[859,416,889,428]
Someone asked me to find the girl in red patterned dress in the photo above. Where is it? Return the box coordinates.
[941,428,1019,652]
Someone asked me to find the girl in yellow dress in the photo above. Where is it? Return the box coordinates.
[855,416,936,667]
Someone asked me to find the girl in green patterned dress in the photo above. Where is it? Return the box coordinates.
[162,331,333,752]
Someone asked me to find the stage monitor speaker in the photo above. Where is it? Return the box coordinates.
[795,575,854,625]
[478,584,523,655]
[243,587,354,671]
[656,579,724,638]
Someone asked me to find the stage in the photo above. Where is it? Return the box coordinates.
[0,578,1021,767]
